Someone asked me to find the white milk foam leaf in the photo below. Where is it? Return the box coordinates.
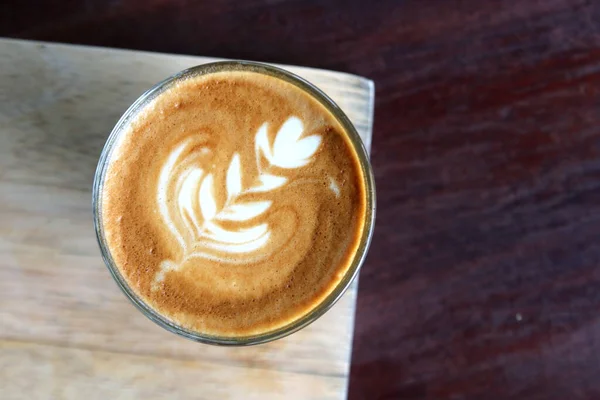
[153,116,322,289]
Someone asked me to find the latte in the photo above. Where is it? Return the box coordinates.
[96,63,372,339]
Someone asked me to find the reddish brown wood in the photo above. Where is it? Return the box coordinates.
[4,0,600,398]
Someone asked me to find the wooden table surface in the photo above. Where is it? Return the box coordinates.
[0,39,373,400]
[4,0,600,399]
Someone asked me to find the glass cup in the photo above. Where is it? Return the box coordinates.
[93,61,376,345]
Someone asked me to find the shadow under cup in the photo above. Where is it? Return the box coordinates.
[92,61,376,345]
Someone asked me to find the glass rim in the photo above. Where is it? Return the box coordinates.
[92,60,376,346]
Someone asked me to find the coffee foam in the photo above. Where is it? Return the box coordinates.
[101,70,366,336]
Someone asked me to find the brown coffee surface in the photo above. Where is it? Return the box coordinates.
[101,69,366,337]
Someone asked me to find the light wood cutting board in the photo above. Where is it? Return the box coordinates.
[0,39,374,400]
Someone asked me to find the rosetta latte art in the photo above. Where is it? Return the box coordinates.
[153,117,322,289]
[100,70,368,336]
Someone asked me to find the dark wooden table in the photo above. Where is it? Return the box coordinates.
[4,0,600,398]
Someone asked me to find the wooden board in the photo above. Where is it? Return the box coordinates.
[0,39,374,400]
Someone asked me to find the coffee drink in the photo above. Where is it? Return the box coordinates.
[97,63,372,339]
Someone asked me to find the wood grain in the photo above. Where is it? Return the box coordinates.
[5,0,600,398]
[1,340,343,400]
[0,39,373,399]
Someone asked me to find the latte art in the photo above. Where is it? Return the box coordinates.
[154,117,323,288]
[99,67,368,337]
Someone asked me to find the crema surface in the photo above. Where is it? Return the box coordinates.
[101,70,366,336]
